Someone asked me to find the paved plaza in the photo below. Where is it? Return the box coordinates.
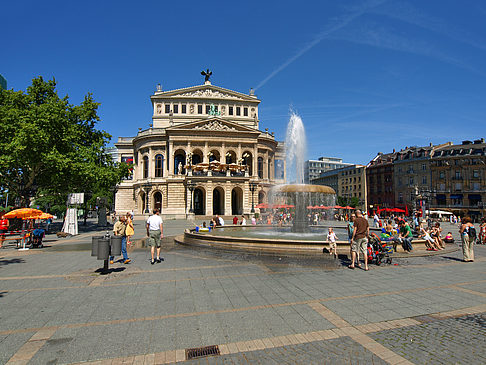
[1,218,486,364]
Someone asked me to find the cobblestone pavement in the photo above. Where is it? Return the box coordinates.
[371,313,486,365]
[0,219,485,364]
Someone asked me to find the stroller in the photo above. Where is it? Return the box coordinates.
[31,228,45,248]
[367,233,393,265]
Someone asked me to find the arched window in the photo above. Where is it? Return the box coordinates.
[258,157,263,179]
[143,156,149,179]
[155,154,164,177]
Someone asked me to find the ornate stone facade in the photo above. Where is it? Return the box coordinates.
[114,81,286,218]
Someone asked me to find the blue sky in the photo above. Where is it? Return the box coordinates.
[3,0,486,165]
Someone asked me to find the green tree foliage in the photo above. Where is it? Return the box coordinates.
[0,76,130,206]
[337,196,360,208]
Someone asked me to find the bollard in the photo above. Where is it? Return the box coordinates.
[110,236,122,256]
[91,236,103,257]
[97,238,110,260]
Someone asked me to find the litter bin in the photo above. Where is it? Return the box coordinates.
[91,236,103,257]
[97,238,110,260]
[110,236,122,256]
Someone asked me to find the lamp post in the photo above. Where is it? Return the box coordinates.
[249,182,257,214]
[142,182,151,214]
[187,181,196,214]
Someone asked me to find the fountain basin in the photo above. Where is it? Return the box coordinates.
[174,225,442,256]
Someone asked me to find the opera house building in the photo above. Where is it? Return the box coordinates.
[114,76,285,217]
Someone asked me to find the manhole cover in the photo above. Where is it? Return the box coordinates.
[185,345,220,360]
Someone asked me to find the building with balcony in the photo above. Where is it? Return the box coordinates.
[430,139,486,219]
[114,75,285,218]
[393,143,452,212]
[366,152,396,214]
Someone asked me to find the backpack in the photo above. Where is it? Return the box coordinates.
[467,226,477,239]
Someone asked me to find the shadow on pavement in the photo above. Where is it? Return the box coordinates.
[94,267,126,275]
[0,257,25,266]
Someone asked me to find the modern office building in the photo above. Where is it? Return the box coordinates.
[304,157,353,184]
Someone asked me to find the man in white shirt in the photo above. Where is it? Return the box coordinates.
[146,209,164,265]
[217,215,225,226]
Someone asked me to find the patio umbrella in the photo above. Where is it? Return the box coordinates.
[391,208,406,213]
[38,212,54,220]
[333,205,344,209]
[255,203,268,209]
[4,208,44,220]
[343,206,355,210]
[319,205,330,209]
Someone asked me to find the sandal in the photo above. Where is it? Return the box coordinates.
[348,265,355,269]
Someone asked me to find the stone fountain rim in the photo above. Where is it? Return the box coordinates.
[273,184,336,194]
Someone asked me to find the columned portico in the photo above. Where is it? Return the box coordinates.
[114,75,286,218]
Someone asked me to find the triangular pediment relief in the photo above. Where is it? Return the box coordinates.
[152,84,259,102]
[166,117,259,133]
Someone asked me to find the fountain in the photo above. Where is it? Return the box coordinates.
[270,111,335,232]
[177,111,341,254]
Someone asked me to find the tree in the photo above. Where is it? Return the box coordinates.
[0,76,130,207]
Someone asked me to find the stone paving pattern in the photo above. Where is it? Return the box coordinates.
[0,218,485,364]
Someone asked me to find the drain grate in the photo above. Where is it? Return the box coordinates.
[186,345,220,360]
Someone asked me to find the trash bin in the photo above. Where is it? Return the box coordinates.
[97,238,110,260]
[110,236,122,256]
[195,226,199,232]
[91,236,103,257]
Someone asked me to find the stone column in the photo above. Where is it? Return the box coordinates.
[253,146,258,178]
[263,150,268,180]
[168,141,174,176]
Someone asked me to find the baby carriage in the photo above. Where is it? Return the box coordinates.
[31,228,45,248]
[367,233,393,265]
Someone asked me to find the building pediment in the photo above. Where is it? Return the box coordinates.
[152,84,260,102]
[166,117,259,133]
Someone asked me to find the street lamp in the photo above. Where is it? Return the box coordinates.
[187,181,196,214]
[249,182,257,214]
[142,182,151,213]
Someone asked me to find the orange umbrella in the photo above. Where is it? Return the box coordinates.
[4,208,44,219]
[38,212,54,220]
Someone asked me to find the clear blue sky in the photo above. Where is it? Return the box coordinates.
[3,0,486,165]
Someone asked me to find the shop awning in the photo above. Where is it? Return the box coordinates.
[468,194,481,200]
[450,194,463,199]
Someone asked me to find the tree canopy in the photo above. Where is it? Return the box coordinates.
[0,76,130,207]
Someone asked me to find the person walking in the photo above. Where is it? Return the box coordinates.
[111,215,131,264]
[327,227,338,258]
[0,213,9,249]
[350,210,369,271]
[459,216,476,262]
[146,208,164,265]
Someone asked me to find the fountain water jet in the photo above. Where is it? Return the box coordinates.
[270,111,336,232]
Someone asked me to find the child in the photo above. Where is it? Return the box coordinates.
[327,227,338,258]
[444,232,454,244]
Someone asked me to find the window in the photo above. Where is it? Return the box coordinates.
[143,156,149,179]
[236,107,241,116]
[472,182,480,191]
[473,170,480,178]
[181,104,186,113]
[197,104,203,114]
[229,106,234,115]
[455,183,462,191]
[173,104,178,114]
[422,176,427,184]
[206,105,210,114]
[398,178,402,186]
[439,171,445,179]
[398,192,403,203]
[439,183,445,191]
[165,104,170,113]
[455,171,462,179]
[243,107,248,116]
[422,163,426,171]
[409,177,414,185]
[257,157,263,178]
[155,155,164,177]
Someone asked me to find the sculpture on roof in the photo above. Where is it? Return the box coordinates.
[201,69,212,82]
